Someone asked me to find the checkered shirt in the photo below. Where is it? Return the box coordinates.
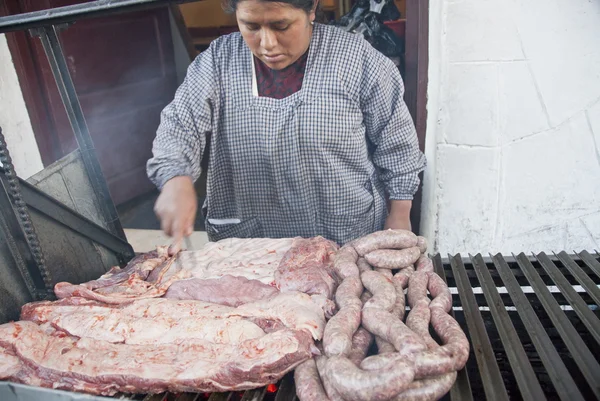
[147,23,426,245]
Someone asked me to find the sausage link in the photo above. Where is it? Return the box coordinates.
[365,247,421,269]
[351,229,418,256]
[429,306,469,369]
[316,356,344,401]
[360,351,404,371]
[410,306,470,378]
[416,236,428,254]
[347,327,374,366]
[361,347,460,385]
[362,271,396,312]
[412,347,459,378]
[362,308,427,355]
[335,276,363,309]
[394,371,457,401]
[407,271,430,309]
[428,272,452,313]
[405,302,438,350]
[294,359,330,401]
[357,258,372,273]
[324,304,362,357]
[394,265,414,289]
[327,356,415,401]
[415,255,434,273]
[333,245,360,279]
[390,275,407,320]
[325,275,363,357]
[359,350,454,375]
[375,336,396,354]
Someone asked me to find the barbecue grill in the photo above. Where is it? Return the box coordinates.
[2,251,598,401]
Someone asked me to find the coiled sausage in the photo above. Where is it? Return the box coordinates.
[351,229,418,256]
[366,247,421,269]
[327,356,415,401]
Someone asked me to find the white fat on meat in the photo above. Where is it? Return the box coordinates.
[177,238,294,285]
[22,292,326,342]
[0,348,21,379]
[44,312,264,345]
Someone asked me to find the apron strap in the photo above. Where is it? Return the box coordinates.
[251,54,259,97]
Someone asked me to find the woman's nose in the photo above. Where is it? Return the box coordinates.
[260,29,277,51]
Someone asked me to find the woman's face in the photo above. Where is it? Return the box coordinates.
[236,0,315,70]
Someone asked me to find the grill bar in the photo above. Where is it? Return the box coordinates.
[208,392,232,400]
[142,393,165,401]
[577,250,600,278]
[491,253,586,401]
[273,373,297,401]
[534,253,600,344]
[433,254,473,401]
[470,254,546,401]
[240,388,266,401]
[175,394,202,401]
[514,253,600,399]
[448,255,510,401]
[556,252,600,306]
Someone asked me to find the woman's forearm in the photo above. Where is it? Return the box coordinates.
[384,200,412,231]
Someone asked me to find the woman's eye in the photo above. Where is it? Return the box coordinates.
[246,24,260,31]
[274,25,289,31]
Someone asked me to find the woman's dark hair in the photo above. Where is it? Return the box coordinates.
[222,0,322,18]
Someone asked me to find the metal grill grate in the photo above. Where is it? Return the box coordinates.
[82,251,600,401]
[434,251,600,401]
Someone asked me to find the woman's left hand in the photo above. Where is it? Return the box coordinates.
[384,200,412,231]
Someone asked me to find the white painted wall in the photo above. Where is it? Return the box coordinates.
[422,0,600,254]
[0,34,44,179]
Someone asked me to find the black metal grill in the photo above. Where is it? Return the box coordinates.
[111,251,600,401]
[435,250,600,401]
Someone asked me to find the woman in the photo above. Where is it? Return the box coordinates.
[147,0,426,252]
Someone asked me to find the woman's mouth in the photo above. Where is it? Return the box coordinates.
[263,54,285,63]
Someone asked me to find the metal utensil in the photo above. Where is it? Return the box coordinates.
[184,235,193,251]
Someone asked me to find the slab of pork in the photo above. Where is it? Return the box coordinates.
[0,321,314,395]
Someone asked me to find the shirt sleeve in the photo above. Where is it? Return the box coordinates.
[146,45,217,190]
[359,45,426,200]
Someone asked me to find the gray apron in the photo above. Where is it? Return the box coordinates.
[202,25,387,245]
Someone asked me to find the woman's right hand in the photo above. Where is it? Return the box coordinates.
[154,176,198,255]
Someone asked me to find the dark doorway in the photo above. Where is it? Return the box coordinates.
[1,0,179,206]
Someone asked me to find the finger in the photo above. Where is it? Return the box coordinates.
[168,219,185,256]
[168,236,182,256]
